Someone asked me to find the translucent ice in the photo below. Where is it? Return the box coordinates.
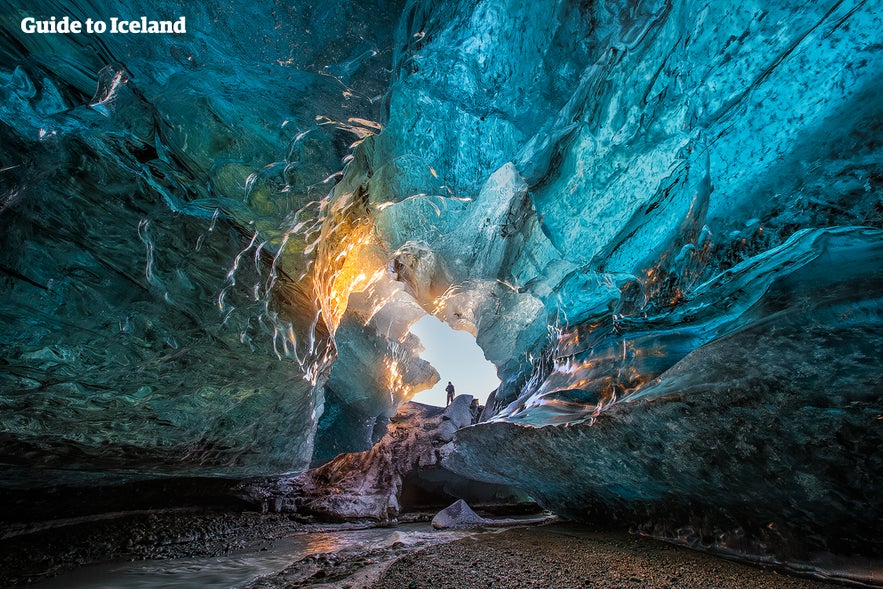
[1,0,882,562]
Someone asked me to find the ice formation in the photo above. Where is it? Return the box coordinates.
[1,0,881,560]
[244,399,527,523]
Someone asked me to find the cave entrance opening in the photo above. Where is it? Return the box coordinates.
[408,314,500,407]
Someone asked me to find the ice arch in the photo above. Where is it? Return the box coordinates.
[1,0,882,564]
[408,314,500,407]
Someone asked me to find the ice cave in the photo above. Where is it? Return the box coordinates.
[0,0,881,586]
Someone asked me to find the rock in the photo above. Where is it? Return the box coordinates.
[431,499,487,529]
[438,395,475,442]
[256,402,526,523]
[443,395,475,429]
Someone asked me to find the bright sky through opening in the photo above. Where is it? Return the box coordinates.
[409,315,500,407]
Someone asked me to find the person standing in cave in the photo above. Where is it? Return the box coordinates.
[445,381,455,406]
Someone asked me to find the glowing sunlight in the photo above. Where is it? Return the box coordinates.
[408,314,500,407]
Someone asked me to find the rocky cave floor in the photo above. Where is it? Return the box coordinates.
[0,509,308,585]
[368,524,846,589]
[0,510,855,588]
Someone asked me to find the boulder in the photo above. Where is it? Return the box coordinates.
[437,395,474,442]
[431,499,487,529]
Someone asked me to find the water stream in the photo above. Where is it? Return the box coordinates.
[30,523,468,589]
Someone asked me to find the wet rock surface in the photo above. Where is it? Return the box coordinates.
[242,533,460,589]
[243,546,401,589]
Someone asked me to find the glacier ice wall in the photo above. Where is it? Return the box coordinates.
[1,0,882,557]
[0,0,415,483]
[371,0,883,409]
[446,226,883,556]
[369,0,882,557]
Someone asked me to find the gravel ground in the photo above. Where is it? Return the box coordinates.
[0,510,304,585]
[370,524,843,589]
[1,516,858,589]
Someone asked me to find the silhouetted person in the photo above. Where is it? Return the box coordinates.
[445,381,455,406]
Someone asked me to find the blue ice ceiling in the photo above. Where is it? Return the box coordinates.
[0,0,881,557]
